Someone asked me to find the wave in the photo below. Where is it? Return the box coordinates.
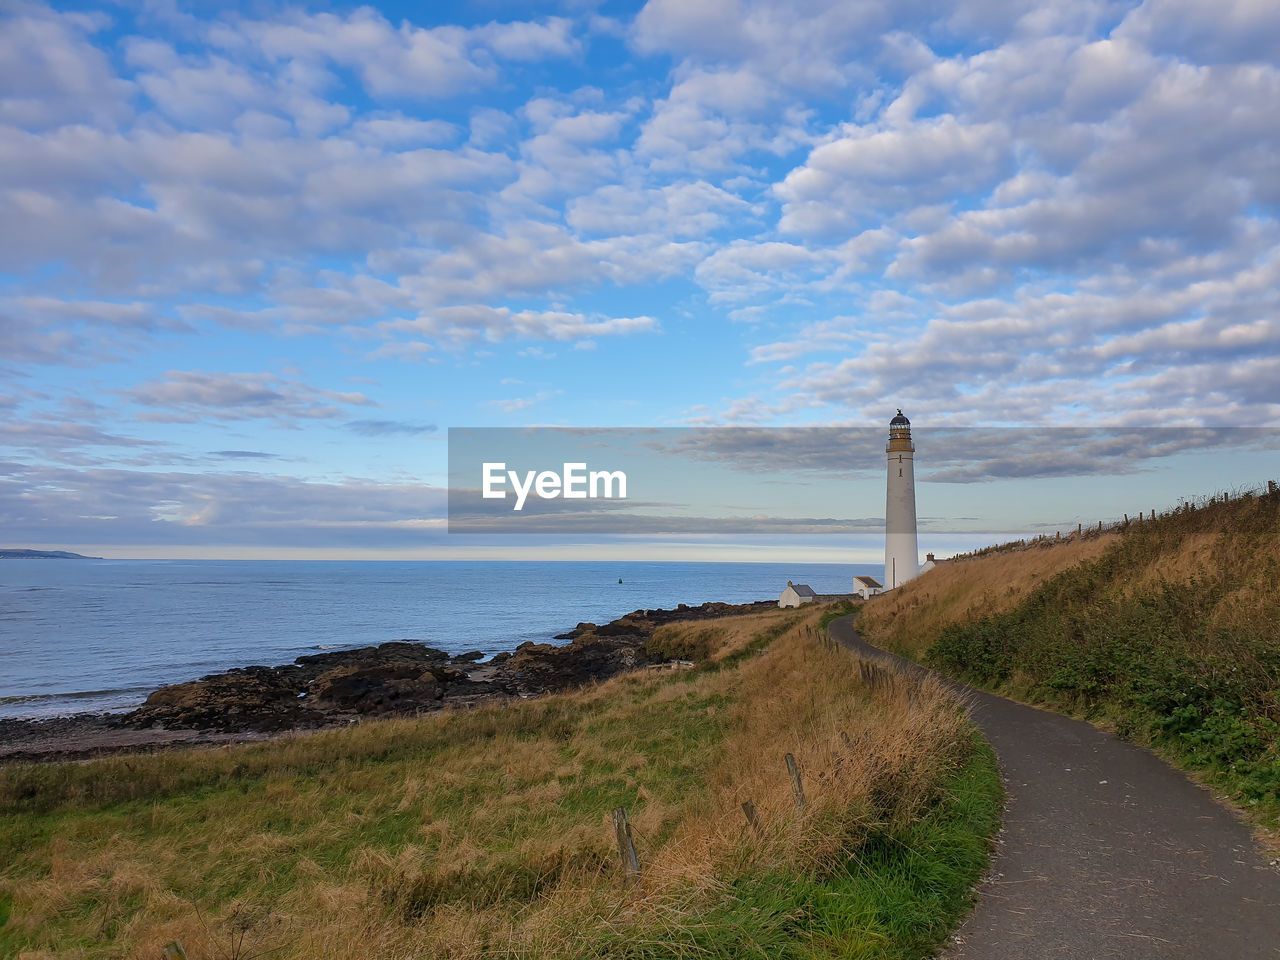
[0,684,155,707]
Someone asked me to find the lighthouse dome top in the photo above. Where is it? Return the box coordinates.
[886,408,915,453]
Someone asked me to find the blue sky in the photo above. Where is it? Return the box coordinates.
[2,0,1279,559]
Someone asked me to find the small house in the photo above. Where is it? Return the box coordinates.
[778,581,816,608]
[919,552,949,575]
[853,575,883,600]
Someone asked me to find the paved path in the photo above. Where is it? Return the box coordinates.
[829,616,1280,959]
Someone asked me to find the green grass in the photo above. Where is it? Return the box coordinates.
[590,736,1001,960]
[819,601,858,630]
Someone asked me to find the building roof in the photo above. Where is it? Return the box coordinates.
[854,576,883,588]
[786,583,816,597]
[890,409,910,426]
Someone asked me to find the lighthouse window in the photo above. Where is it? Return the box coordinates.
[899,468,902,477]
[898,455,902,462]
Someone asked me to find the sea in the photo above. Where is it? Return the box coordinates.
[0,559,880,721]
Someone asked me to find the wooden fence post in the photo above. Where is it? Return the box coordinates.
[785,753,806,809]
[612,806,641,885]
[741,799,763,835]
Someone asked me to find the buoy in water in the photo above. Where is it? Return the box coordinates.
[618,578,623,584]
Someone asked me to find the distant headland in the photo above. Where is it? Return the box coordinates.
[0,548,101,560]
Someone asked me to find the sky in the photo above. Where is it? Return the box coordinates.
[2,0,1279,560]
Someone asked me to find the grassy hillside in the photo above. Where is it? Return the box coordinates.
[859,532,1119,658]
[860,485,1280,830]
[1,604,1001,960]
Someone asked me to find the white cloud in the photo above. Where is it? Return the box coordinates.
[750,245,1280,424]
[245,8,491,99]
[776,115,1012,236]
[1115,0,1280,65]
[242,8,579,100]
[0,461,448,548]
[125,370,375,424]
[375,306,657,346]
[695,241,830,299]
[349,114,459,147]
[567,180,750,236]
[0,3,134,130]
[473,17,580,61]
[0,295,184,369]
[5,0,1280,525]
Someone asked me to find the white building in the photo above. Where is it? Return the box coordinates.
[778,581,817,608]
[918,552,949,575]
[884,409,920,589]
[853,575,883,600]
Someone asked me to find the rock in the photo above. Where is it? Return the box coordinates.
[427,665,469,683]
[513,642,555,656]
[118,600,777,734]
[297,641,450,669]
[308,664,442,714]
[596,617,647,637]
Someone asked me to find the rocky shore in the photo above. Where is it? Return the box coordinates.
[0,600,775,763]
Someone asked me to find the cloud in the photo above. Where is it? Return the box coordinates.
[0,3,134,130]
[243,8,579,100]
[0,296,186,370]
[1115,0,1280,64]
[349,114,459,147]
[0,417,161,463]
[343,420,438,436]
[374,305,658,347]
[694,241,830,300]
[5,0,1280,558]
[644,425,1279,482]
[748,243,1280,424]
[776,116,1013,236]
[486,390,560,413]
[0,461,447,548]
[126,371,375,424]
[208,450,280,460]
[567,180,751,236]
[472,17,580,61]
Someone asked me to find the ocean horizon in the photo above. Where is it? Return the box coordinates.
[0,558,882,721]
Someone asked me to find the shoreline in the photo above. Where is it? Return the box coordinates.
[0,599,778,764]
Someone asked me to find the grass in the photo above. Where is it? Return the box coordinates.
[857,534,1118,660]
[860,483,1280,832]
[0,603,1001,960]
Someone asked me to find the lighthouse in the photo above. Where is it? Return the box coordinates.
[884,409,919,589]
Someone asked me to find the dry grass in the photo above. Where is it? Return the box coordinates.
[645,607,805,662]
[0,604,988,960]
[861,485,1280,831]
[858,535,1118,657]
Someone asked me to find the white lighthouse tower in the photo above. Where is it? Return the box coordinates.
[884,409,919,589]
